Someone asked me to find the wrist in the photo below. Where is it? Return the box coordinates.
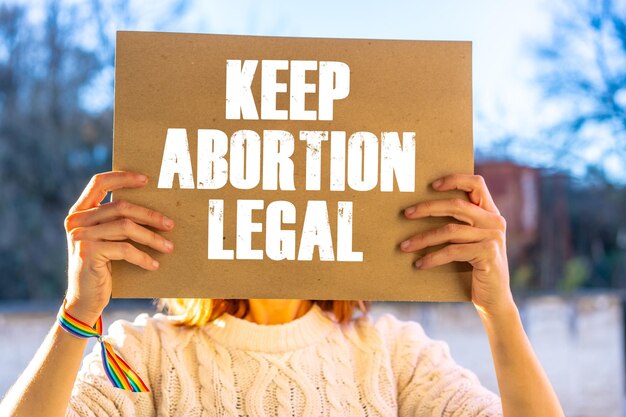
[476,299,528,348]
[62,298,102,327]
[475,295,520,327]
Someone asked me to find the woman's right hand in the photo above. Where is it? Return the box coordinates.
[63,171,175,325]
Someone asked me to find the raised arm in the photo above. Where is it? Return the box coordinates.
[0,171,174,417]
[400,174,564,417]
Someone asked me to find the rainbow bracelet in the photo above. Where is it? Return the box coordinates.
[57,299,150,393]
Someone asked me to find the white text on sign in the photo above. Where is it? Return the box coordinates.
[155,60,419,263]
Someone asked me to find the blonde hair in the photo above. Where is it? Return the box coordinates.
[156,298,370,327]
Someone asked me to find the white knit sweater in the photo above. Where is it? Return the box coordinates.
[66,304,502,416]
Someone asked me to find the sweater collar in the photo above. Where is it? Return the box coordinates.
[203,303,336,352]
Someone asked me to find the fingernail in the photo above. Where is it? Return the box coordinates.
[404,206,416,216]
[164,217,174,228]
[138,174,148,183]
[432,179,443,189]
[152,260,159,269]
[400,239,411,250]
[164,240,173,250]
[414,259,423,268]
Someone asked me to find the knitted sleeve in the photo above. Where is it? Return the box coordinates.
[65,313,156,417]
[375,314,503,417]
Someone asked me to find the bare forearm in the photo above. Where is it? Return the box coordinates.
[0,321,88,417]
[479,304,564,417]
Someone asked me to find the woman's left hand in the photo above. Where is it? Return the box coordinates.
[400,174,515,319]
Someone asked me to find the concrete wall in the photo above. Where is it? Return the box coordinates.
[373,294,624,417]
[0,293,623,416]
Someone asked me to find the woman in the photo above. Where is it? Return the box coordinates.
[0,171,564,416]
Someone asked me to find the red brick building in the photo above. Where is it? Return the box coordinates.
[476,161,571,289]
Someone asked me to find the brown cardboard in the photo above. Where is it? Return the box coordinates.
[112,31,473,301]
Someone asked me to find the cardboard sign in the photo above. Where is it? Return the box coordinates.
[112,31,474,301]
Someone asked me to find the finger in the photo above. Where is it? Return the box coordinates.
[70,171,148,213]
[92,241,160,271]
[400,223,500,252]
[66,199,174,232]
[71,219,174,254]
[404,198,503,229]
[431,174,500,214]
[414,240,499,270]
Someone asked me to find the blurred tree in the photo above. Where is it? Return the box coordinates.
[567,175,626,289]
[512,0,626,292]
[0,0,187,299]
[535,0,626,175]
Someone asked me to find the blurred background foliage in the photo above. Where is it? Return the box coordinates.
[0,0,187,298]
[0,0,625,299]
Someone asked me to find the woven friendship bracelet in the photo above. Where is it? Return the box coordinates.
[57,299,150,392]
